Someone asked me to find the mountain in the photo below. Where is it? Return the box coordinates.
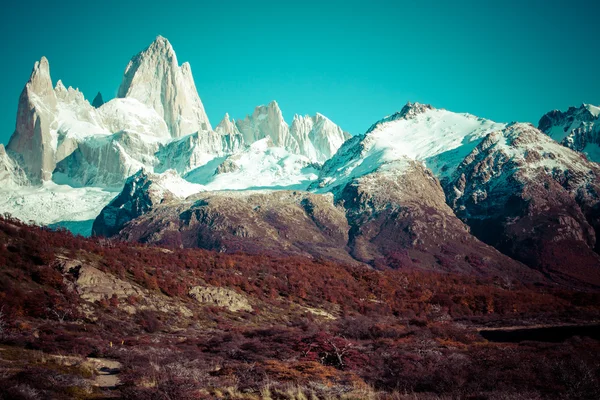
[538,103,600,161]
[7,57,59,183]
[311,102,505,193]
[94,165,541,283]
[236,101,350,163]
[91,92,104,108]
[445,122,600,286]
[117,35,212,137]
[0,144,27,187]
[0,37,348,231]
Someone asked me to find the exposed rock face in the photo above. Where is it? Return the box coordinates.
[290,113,350,163]
[156,116,245,176]
[335,160,537,278]
[93,170,354,262]
[7,57,58,183]
[235,101,349,163]
[538,104,600,162]
[92,92,104,108]
[189,286,252,312]
[91,170,177,237]
[117,36,211,137]
[215,113,241,136]
[445,123,600,286]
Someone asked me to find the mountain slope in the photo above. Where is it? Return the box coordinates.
[93,168,542,282]
[445,123,600,286]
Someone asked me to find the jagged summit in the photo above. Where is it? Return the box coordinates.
[117,35,212,137]
[7,56,58,183]
[215,113,241,135]
[92,92,104,108]
[366,101,434,134]
[538,103,600,161]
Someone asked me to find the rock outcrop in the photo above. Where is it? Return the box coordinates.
[189,286,252,312]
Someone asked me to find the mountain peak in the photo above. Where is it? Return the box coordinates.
[147,35,176,59]
[117,36,212,137]
[27,56,54,98]
[92,92,105,108]
[215,113,241,136]
[365,102,435,134]
[399,101,434,117]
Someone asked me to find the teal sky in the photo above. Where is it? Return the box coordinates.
[0,0,598,144]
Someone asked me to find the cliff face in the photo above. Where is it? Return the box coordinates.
[445,123,600,286]
[117,35,212,137]
[7,57,58,183]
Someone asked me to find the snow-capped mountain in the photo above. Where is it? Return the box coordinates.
[445,122,600,285]
[3,35,600,285]
[236,101,350,163]
[538,103,600,161]
[311,102,505,194]
[0,36,349,231]
[117,36,212,138]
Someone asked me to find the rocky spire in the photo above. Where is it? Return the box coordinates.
[215,113,241,136]
[7,56,58,183]
[117,35,212,138]
[92,92,104,108]
[290,113,350,163]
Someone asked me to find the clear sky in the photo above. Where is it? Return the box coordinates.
[1,0,598,144]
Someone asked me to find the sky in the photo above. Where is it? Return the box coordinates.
[0,0,599,144]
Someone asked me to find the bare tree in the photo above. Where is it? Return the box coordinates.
[47,307,72,324]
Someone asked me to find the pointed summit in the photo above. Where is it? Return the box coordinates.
[366,102,434,134]
[7,57,58,183]
[215,113,241,136]
[92,92,104,108]
[236,100,292,148]
[117,36,211,138]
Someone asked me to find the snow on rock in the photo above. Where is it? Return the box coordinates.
[312,102,505,192]
[0,144,28,187]
[0,180,118,235]
[7,56,59,183]
[54,131,163,188]
[157,116,246,176]
[538,104,600,162]
[117,35,211,138]
[91,169,203,237]
[98,98,170,139]
[235,100,348,163]
[187,138,319,191]
[290,113,350,163]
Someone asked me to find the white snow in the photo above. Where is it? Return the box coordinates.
[190,138,319,191]
[0,182,119,235]
[315,106,505,191]
[585,104,600,118]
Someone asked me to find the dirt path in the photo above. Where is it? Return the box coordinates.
[86,357,121,388]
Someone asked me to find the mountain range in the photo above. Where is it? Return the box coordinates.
[1,36,599,288]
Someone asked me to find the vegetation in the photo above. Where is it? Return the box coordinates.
[0,214,599,399]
